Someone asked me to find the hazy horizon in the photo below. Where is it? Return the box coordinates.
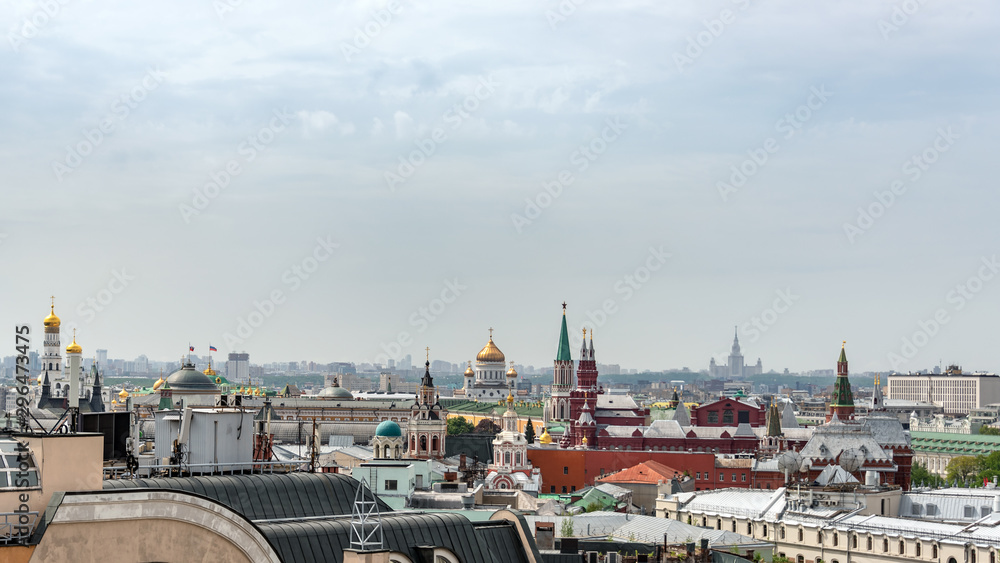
[3,1,998,374]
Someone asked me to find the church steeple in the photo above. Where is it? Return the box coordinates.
[731,325,741,355]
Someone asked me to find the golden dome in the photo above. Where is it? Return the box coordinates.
[476,334,505,363]
[118,389,129,400]
[506,361,517,378]
[112,399,118,405]
[464,361,474,377]
[539,428,552,444]
[36,374,43,384]
[43,303,60,328]
[152,377,165,391]
[204,367,217,376]
[507,392,514,404]
[66,330,82,355]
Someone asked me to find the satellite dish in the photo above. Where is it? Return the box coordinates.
[839,448,863,473]
[778,451,802,473]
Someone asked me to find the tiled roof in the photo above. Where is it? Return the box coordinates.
[597,460,682,484]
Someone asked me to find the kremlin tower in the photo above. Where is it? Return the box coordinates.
[550,303,575,422]
[826,342,856,422]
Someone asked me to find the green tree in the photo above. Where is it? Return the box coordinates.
[946,456,980,483]
[980,426,1000,436]
[524,418,536,443]
[911,461,943,488]
[447,416,475,436]
[560,518,575,537]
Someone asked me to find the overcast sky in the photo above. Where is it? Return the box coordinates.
[2,0,998,374]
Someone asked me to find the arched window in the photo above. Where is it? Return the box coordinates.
[515,452,521,465]
[971,551,976,563]
[410,435,416,450]
[817,531,823,544]
[780,526,785,540]
[420,435,427,451]
[431,435,439,452]
[504,452,511,465]
[796,556,804,563]
[747,522,753,535]
[833,532,838,546]
[899,540,905,555]
[731,520,736,532]
[883,539,888,553]
[394,445,400,458]
[763,524,768,537]
[867,537,872,551]
[384,445,390,458]
[798,529,803,542]
[916,543,921,557]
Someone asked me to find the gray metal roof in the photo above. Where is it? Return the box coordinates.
[103,472,388,519]
[258,511,533,563]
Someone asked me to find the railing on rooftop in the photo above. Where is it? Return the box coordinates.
[103,460,310,480]
[0,511,38,546]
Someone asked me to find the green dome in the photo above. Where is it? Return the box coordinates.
[165,362,219,391]
[375,420,402,437]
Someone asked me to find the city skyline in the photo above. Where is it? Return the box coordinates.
[3,1,998,373]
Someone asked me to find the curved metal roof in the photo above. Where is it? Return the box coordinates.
[103,472,389,519]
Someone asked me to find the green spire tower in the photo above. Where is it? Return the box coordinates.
[827,341,855,422]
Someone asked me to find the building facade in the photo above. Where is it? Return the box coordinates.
[887,366,1000,415]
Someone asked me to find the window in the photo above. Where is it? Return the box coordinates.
[747,522,753,535]
[883,539,888,553]
[562,486,567,493]
[818,532,823,544]
[731,520,736,532]
[899,540,905,554]
[696,472,701,479]
[867,537,872,551]
[385,480,398,491]
[916,542,921,557]
[780,527,785,540]
[504,452,511,465]
[798,529,803,542]
[550,486,555,493]
[723,410,734,424]
[732,473,737,482]
[741,473,746,482]
[564,466,569,475]
[965,505,975,518]
[932,545,938,558]
[707,411,719,424]
[833,532,838,546]
[763,524,768,537]
[852,534,857,549]
[571,485,576,492]
[0,440,40,490]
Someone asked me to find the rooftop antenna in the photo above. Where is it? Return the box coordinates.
[350,477,384,551]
